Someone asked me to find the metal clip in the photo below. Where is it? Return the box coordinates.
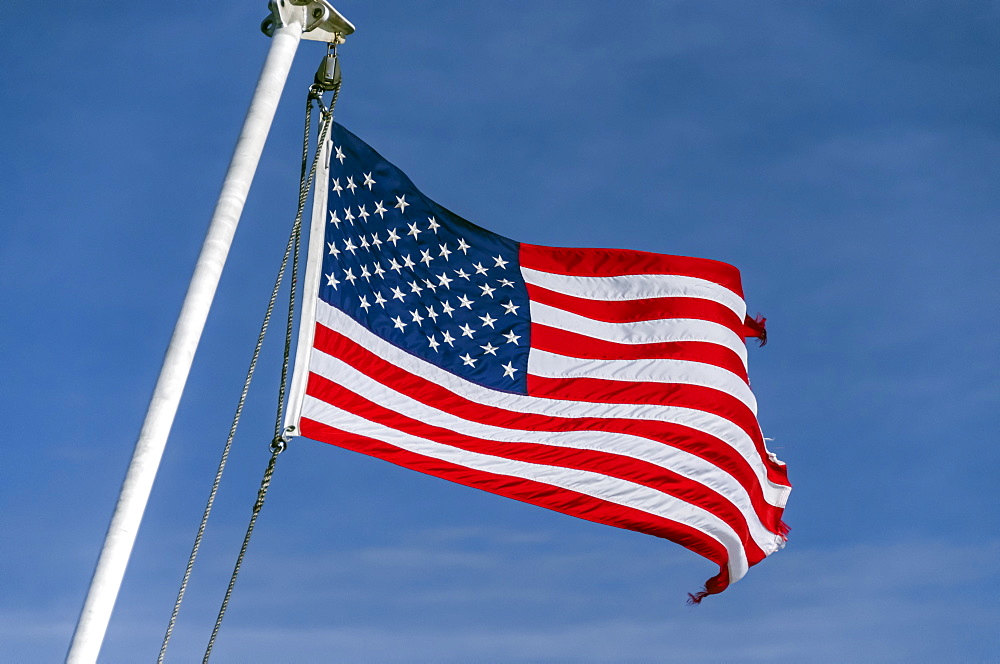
[269,425,296,454]
[270,435,288,455]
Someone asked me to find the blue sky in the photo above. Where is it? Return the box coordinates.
[2,1,998,661]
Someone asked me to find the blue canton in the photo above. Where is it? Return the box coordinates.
[318,123,530,394]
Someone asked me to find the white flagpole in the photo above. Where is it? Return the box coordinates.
[66,3,352,661]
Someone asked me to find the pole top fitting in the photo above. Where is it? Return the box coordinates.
[261,0,355,44]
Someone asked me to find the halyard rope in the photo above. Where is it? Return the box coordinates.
[157,78,337,662]
[202,90,334,664]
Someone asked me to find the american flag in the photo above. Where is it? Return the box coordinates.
[285,122,790,600]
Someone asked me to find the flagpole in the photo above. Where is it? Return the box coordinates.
[66,3,352,662]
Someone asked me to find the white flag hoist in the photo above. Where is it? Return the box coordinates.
[66,2,353,662]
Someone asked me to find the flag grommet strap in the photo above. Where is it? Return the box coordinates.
[285,123,790,600]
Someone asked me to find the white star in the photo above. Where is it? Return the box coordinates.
[410,309,425,326]
[427,216,440,233]
[344,238,357,254]
[334,146,345,163]
[326,241,340,257]
[329,209,341,226]
[343,207,355,224]
[373,291,388,308]
[480,342,498,356]
[494,255,509,269]
[373,262,386,279]
[409,281,424,295]
[501,301,520,315]
[388,257,403,273]
[422,278,438,293]
[371,233,383,249]
[457,238,471,254]
[343,267,357,284]
[374,200,388,219]
[395,195,410,214]
[441,300,455,317]
[454,268,470,280]
[502,330,521,345]
[359,235,371,251]
[363,172,376,190]
[441,330,455,346]
[479,312,497,328]
[427,334,440,352]
[473,262,488,276]
[325,272,340,289]
[498,278,515,288]
[331,179,343,196]
[407,222,422,240]
[502,361,517,379]
[391,286,406,302]
[479,283,496,298]
[358,204,369,221]
[437,272,453,289]
[359,264,371,281]
[391,315,407,331]
[346,176,358,193]
[402,254,416,269]
[359,295,371,311]
[425,306,439,322]
[438,243,452,261]
[457,294,474,309]
[386,229,400,247]
[460,353,477,367]
[459,323,475,338]
[419,249,434,266]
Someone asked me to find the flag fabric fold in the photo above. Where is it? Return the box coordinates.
[285,122,790,599]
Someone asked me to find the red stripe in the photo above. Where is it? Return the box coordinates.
[312,324,788,532]
[300,416,734,595]
[314,322,789,500]
[527,283,747,336]
[526,374,788,488]
[306,372,768,564]
[532,324,750,383]
[520,244,744,298]
[526,374,774,471]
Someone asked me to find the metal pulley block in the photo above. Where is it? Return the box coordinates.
[314,52,341,90]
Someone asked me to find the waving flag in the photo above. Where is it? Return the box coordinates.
[285,123,790,600]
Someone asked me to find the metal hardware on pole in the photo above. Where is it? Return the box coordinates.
[66,3,353,663]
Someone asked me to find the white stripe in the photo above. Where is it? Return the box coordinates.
[531,300,749,369]
[307,350,784,554]
[528,349,758,415]
[311,301,791,509]
[521,267,747,320]
[302,395,752,581]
